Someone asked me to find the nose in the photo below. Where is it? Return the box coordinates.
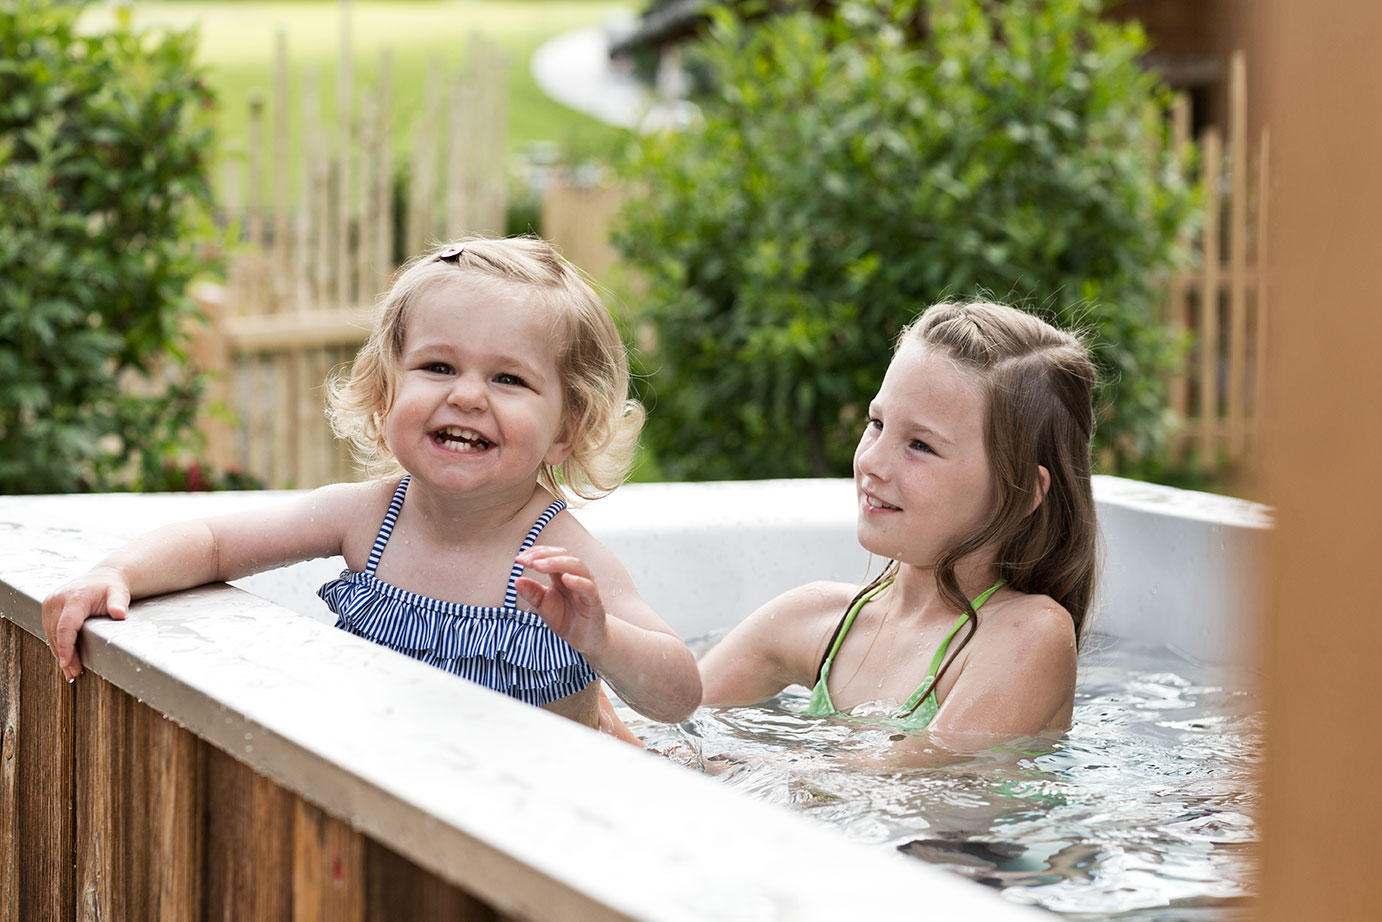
[447,372,488,412]
[854,430,889,483]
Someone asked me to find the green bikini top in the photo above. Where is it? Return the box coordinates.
[804,577,1006,732]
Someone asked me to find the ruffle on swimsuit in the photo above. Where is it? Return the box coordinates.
[317,476,598,708]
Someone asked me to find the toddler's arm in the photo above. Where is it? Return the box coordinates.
[41,482,369,680]
[514,544,701,724]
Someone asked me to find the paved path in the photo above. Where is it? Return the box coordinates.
[530,18,697,131]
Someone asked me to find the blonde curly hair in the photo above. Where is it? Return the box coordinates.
[326,235,644,500]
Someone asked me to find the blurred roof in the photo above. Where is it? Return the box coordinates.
[608,0,713,56]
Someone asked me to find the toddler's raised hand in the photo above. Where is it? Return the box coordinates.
[513,545,608,656]
[41,566,132,681]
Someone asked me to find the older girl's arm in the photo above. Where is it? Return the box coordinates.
[698,582,843,707]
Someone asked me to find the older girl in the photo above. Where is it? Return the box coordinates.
[698,301,1098,752]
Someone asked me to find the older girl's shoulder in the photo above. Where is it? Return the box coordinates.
[718,580,855,648]
[751,579,857,621]
[980,589,1077,659]
[699,579,863,703]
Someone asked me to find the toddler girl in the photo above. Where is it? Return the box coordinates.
[697,301,1098,755]
[43,236,701,729]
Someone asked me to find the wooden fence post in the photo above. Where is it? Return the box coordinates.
[1197,127,1223,468]
[192,282,234,473]
[1226,50,1250,462]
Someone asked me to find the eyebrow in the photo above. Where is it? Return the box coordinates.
[495,355,548,382]
[870,403,956,447]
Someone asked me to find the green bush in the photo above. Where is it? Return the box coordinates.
[615,0,1196,479]
[0,0,220,493]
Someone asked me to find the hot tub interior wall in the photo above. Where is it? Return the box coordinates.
[240,476,1270,667]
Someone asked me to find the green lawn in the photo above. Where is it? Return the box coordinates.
[81,1,636,197]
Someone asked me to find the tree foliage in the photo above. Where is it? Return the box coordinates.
[616,0,1196,479]
[0,0,220,492]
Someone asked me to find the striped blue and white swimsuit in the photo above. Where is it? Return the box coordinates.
[317,476,599,707]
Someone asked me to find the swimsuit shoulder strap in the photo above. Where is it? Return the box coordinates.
[896,578,1008,718]
[363,476,411,575]
[816,578,894,683]
[805,578,893,718]
[970,578,1006,612]
[504,498,568,606]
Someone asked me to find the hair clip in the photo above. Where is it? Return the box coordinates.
[437,244,465,263]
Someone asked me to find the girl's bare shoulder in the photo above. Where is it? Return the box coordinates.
[764,580,860,619]
[305,478,399,521]
[534,503,597,546]
[749,581,859,667]
[977,589,1077,658]
[305,478,405,561]
[700,580,862,699]
[701,580,857,646]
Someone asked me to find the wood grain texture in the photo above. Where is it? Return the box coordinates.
[0,621,21,922]
[16,628,74,920]
[291,799,364,922]
[205,746,293,921]
[145,707,204,921]
[1256,2,1382,922]
[75,673,127,922]
[365,838,498,922]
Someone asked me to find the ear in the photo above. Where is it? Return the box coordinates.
[1030,465,1051,515]
[544,421,575,467]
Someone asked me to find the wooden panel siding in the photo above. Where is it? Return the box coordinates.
[0,622,528,922]
[0,620,21,922]
[75,673,128,920]
[16,624,74,922]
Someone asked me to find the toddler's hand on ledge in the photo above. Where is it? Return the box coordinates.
[41,565,132,681]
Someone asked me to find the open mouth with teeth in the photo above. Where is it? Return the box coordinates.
[434,426,492,453]
[865,493,901,511]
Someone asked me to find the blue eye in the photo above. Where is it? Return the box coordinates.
[423,362,453,375]
[910,439,935,454]
[494,373,527,387]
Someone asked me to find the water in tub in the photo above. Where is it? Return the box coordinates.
[615,634,1259,922]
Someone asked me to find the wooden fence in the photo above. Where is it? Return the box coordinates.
[1163,51,1269,478]
[197,25,508,488]
[195,44,1266,488]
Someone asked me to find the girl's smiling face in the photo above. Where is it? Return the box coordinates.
[383,276,571,502]
[853,339,997,568]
